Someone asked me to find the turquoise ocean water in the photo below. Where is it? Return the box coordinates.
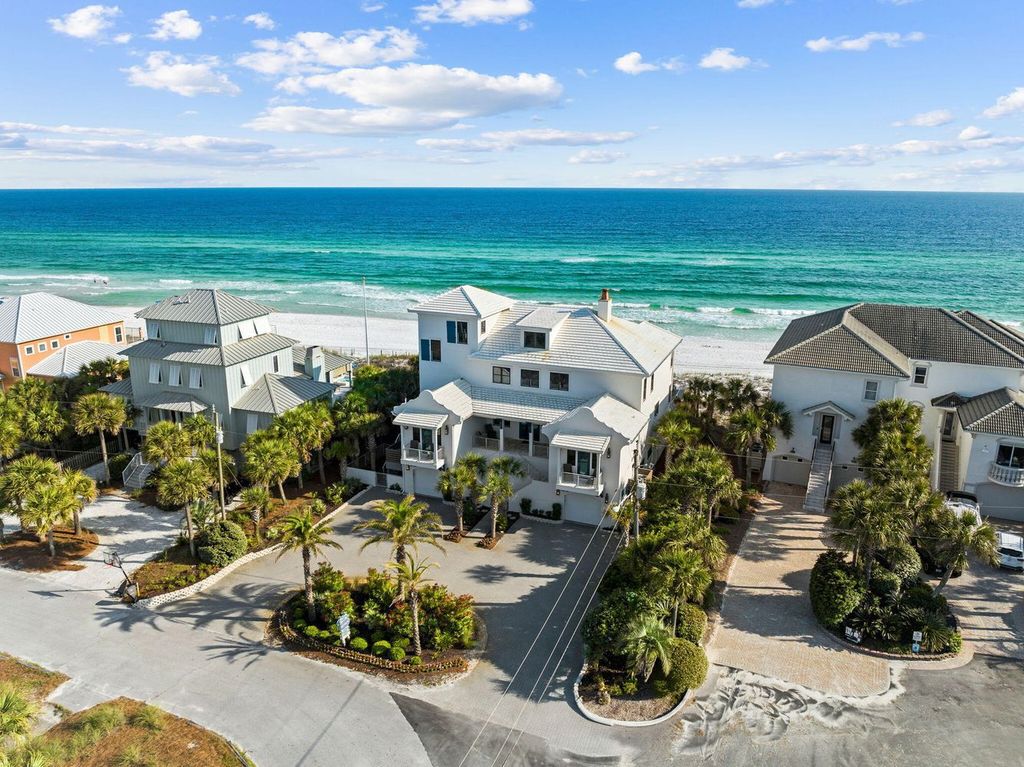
[0,188,1022,342]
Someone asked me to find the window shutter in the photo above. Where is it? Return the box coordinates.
[446,321,457,343]
[420,339,431,361]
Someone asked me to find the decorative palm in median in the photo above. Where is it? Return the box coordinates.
[22,481,79,557]
[481,456,526,542]
[64,469,98,537]
[275,501,341,623]
[388,554,437,657]
[436,452,486,539]
[355,494,444,567]
[71,392,126,484]
[240,485,272,543]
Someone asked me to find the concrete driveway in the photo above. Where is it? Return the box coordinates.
[709,484,891,697]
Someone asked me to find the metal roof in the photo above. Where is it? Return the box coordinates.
[549,433,611,452]
[393,411,449,429]
[546,393,648,440]
[136,289,273,325]
[931,392,969,409]
[800,401,857,420]
[957,388,1024,438]
[517,307,570,330]
[291,345,358,373]
[469,385,584,423]
[232,373,334,415]
[0,292,124,343]
[123,333,294,366]
[767,303,1024,374]
[410,285,515,318]
[135,391,209,413]
[25,341,126,378]
[100,378,133,397]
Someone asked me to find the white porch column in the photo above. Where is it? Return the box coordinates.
[528,425,534,456]
[499,423,504,452]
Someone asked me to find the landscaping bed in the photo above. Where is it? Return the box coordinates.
[0,652,68,701]
[577,671,684,722]
[0,528,99,572]
[273,561,476,681]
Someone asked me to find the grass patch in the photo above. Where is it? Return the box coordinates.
[0,528,99,572]
[0,652,68,702]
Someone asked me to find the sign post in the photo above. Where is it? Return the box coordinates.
[912,630,923,654]
[336,613,351,646]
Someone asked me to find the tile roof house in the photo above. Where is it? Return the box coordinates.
[392,285,681,526]
[0,292,128,390]
[765,302,1024,521]
[104,289,336,454]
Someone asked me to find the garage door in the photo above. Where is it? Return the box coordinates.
[413,468,442,498]
[771,455,810,486]
[562,493,604,526]
[972,482,1024,522]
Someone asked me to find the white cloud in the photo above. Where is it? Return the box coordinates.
[0,121,145,136]
[699,47,753,71]
[958,125,991,141]
[568,149,625,164]
[738,0,775,7]
[246,106,455,135]
[243,12,276,31]
[414,0,533,25]
[290,63,562,119]
[124,52,240,97]
[892,109,953,127]
[236,28,421,76]
[806,31,925,53]
[149,10,203,40]
[362,1,386,10]
[982,86,1024,118]
[112,32,132,43]
[48,5,121,40]
[417,128,636,151]
[613,51,681,75]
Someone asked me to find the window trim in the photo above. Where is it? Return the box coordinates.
[188,367,203,389]
[492,366,511,385]
[114,326,123,343]
[168,364,182,387]
[863,380,880,402]
[447,320,469,345]
[37,343,45,352]
[520,368,540,388]
[148,362,161,384]
[63,333,71,340]
[549,371,569,391]
[273,355,280,374]
[911,364,929,386]
[523,331,547,350]
[51,339,60,349]
[24,345,34,355]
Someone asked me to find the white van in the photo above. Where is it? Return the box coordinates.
[996,532,1024,571]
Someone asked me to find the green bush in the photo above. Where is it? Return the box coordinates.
[304,625,320,638]
[903,581,948,614]
[324,482,348,507]
[870,567,902,598]
[809,550,866,628]
[350,637,368,652]
[393,637,411,651]
[389,646,406,662]
[372,640,392,657]
[519,498,533,515]
[311,561,346,594]
[947,631,963,654]
[659,639,708,695]
[880,542,923,581]
[621,678,638,696]
[676,603,707,645]
[294,619,307,631]
[408,655,423,666]
[317,590,355,626]
[419,584,475,650]
[551,503,562,520]
[108,452,132,481]
[582,588,656,663]
[196,520,248,567]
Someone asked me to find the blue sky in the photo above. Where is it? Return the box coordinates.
[2,0,1023,190]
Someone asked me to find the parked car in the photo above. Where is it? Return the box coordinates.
[918,545,962,579]
[944,491,982,527]
[996,532,1024,571]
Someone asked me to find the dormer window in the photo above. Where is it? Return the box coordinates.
[912,365,929,386]
[204,327,218,345]
[524,331,547,350]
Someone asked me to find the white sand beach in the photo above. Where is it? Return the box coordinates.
[114,307,775,378]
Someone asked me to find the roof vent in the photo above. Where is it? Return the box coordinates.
[597,288,612,321]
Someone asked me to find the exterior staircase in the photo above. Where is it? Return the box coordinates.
[939,441,959,493]
[122,452,155,490]
[803,443,835,512]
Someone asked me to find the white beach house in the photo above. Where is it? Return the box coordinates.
[764,303,1024,521]
[392,286,682,526]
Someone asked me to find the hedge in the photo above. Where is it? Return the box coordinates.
[880,542,922,582]
[658,639,708,696]
[676,603,708,645]
[197,520,248,567]
[809,550,866,628]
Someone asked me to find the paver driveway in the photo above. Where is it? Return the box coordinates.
[709,484,891,697]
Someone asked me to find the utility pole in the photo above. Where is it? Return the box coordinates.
[213,406,226,521]
[362,276,370,364]
[632,446,641,541]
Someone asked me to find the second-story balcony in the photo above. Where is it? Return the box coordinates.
[558,471,601,493]
[402,444,445,467]
[989,461,1024,487]
[472,433,549,459]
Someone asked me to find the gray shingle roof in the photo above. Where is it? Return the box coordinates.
[0,292,124,343]
[123,334,294,366]
[136,289,273,325]
[545,393,647,440]
[954,310,1024,359]
[410,285,515,318]
[233,374,334,415]
[767,303,1024,374]
[25,341,125,378]
[957,388,1024,438]
[931,392,969,408]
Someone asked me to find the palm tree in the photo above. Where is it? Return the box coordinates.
[182,414,217,452]
[71,392,126,483]
[242,432,300,501]
[305,401,335,487]
[356,494,443,566]
[272,407,318,490]
[932,510,998,594]
[657,415,699,469]
[0,406,21,466]
[22,482,78,557]
[673,445,743,524]
[623,613,674,682]
[0,455,60,515]
[0,683,38,743]
[481,456,526,540]
[654,548,712,635]
[720,377,761,415]
[829,479,911,586]
[275,506,342,622]
[142,420,192,465]
[240,485,271,543]
[666,514,727,570]
[727,406,764,485]
[436,454,484,537]
[156,458,213,559]
[388,555,437,656]
[63,469,97,536]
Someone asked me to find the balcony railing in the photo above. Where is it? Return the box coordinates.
[402,446,444,463]
[559,471,598,490]
[989,462,1024,487]
[472,434,549,458]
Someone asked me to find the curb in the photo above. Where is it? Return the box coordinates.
[136,486,373,610]
[572,665,692,728]
[824,624,963,662]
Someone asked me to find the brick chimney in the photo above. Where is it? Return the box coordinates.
[597,288,612,321]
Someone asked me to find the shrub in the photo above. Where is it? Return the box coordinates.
[870,567,902,598]
[917,609,955,653]
[324,482,348,507]
[847,596,902,642]
[129,705,165,731]
[880,542,923,582]
[393,637,411,651]
[582,588,656,663]
[408,655,423,666]
[519,498,533,515]
[621,678,638,696]
[317,590,355,626]
[294,619,307,631]
[660,639,708,696]
[372,640,392,657]
[809,550,866,628]
[419,584,475,650]
[947,631,963,654]
[676,603,708,645]
[304,625,320,639]
[350,637,368,652]
[552,503,562,521]
[311,562,346,594]
[389,646,406,662]
[196,520,248,567]
[903,581,948,614]
[108,452,132,481]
